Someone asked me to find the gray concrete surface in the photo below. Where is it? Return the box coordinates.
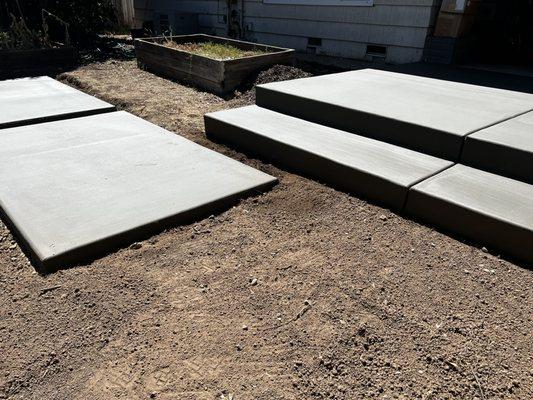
[256,69,533,159]
[0,76,115,129]
[0,111,276,271]
[462,111,533,184]
[406,164,533,264]
[205,105,453,210]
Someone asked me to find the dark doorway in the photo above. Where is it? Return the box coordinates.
[473,0,533,65]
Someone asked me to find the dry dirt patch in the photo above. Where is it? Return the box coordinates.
[0,60,531,400]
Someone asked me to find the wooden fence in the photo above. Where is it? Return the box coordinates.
[113,0,135,27]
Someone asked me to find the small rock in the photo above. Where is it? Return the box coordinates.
[481,246,488,253]
[379,214,387,221]
[250,278,258,286]
[242,325,249,331]
[130,242,142,250]
[445,360,459,371]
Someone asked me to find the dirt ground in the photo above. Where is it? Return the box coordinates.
[0,60,532,400]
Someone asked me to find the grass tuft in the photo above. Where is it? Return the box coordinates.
[163,41,267,60]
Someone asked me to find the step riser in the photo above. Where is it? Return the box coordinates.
[206,115,409,211]
[256,86,463,160]
[406,165,533,265]
[462,138,533,185]
[406,190,533,264]
[461,110,533,185]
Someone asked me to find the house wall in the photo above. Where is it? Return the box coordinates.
[133,0,441,64]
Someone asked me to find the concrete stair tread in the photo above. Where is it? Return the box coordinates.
[205,105,453,210]
[256,69,533,159]
[406,164,533,263]
[0,76,115,129]
[462,111,533,184]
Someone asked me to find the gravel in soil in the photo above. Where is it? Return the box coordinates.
[0,60,531,400]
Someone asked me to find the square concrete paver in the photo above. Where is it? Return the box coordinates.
[256,69,533,159]
[0,111,276,271]
[0,76,115,129]
[406,164,533,264]
[462,111,533,184]
[205,105,453,210]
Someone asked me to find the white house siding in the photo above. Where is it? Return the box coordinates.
[133,0,228,36]
[134,0,441,64]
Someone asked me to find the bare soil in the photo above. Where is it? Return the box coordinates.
[0,60,532,400]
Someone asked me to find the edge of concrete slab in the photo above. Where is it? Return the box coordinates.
[1,179,276,274]
[255,85,464,160]
[0,106,117,130]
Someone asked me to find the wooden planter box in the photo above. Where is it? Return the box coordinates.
[135,34,294,94]
[0,47,78,79]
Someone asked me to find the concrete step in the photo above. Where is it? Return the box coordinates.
[0,111,276,272]
[406,164,533,264]
[0,76,115,130]
[462,111,533,184]
[256,69,533,160]
[205,105,453,211]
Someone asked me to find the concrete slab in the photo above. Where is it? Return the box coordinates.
[0,111,276,271]
[462,111,533,184]
[406,164,533,264]
[256,69,533,159]
[205,105,453,210]
[0,76,115,129]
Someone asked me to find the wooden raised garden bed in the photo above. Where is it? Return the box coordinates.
[0,47,78,79]
[135,34,294,95]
